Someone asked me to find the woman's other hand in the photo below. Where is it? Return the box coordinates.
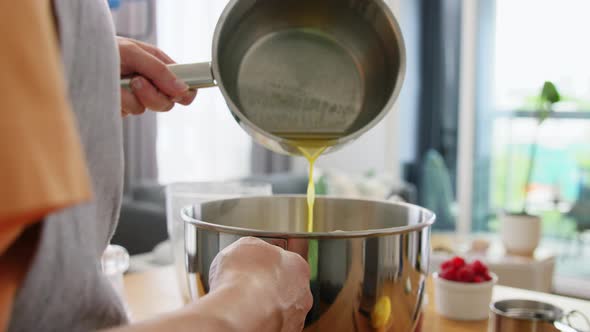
[118,37,197,116]
[209,237,313,332]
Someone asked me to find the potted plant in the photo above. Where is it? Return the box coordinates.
[500,81,560,256]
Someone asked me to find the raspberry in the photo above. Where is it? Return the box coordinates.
[441,260,454,271]
[451,256,466,269]
[440,267,459,281]
[457,266,475,282]
[472,260,488,274]
[439,256,493,283]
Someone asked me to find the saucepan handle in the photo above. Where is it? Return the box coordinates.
[554,310,590,332]
[121,62,216,90]
[554,321,581,332]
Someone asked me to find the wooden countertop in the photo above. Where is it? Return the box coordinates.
[123,266,590,331]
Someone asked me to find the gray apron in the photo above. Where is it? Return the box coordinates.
[9,0,126,330]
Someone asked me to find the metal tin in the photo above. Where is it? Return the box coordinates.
[182,195,434,331]
[489,299,585,332]
[123,0,406,156]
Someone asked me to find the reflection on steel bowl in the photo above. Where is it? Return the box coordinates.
[182,195,435,332]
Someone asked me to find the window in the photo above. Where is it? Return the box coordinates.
[473,0,590,280]
[156,1,252,183]
[494,0,590,111]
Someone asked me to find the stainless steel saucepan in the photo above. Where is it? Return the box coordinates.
[182,195,434,332]
[123,0,406,156]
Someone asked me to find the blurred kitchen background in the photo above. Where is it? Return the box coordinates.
[108,0,590,299]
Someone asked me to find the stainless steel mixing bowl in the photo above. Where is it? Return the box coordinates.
[182,195,434,332]
[123,0,406,156]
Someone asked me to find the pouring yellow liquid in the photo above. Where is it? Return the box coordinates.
[274,135,336,283]
[276,134,338,232]
[293,143,328,283]
[297,146,326,232]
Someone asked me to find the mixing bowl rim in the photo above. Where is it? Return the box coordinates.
[181,194,435,239]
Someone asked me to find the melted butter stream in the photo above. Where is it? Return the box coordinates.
[297,145,326,232]
[282,136,337,233]
[291,140,332,283]
[293,139,391,329]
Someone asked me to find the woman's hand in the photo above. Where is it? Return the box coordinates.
[103,237,312,332]
[208,237,313,332]
[118,37,197,116]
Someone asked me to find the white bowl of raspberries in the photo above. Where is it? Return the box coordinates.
[433,256,498,321]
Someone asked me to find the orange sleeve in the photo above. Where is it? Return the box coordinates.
[0,0,94,329]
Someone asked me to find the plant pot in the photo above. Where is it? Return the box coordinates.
[433,272,498,321]
[500,213,541,256]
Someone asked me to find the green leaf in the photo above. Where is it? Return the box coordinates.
[540,81,560,105]
[536,81,560,123]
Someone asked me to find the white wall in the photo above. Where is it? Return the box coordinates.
[157,1,253,183]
